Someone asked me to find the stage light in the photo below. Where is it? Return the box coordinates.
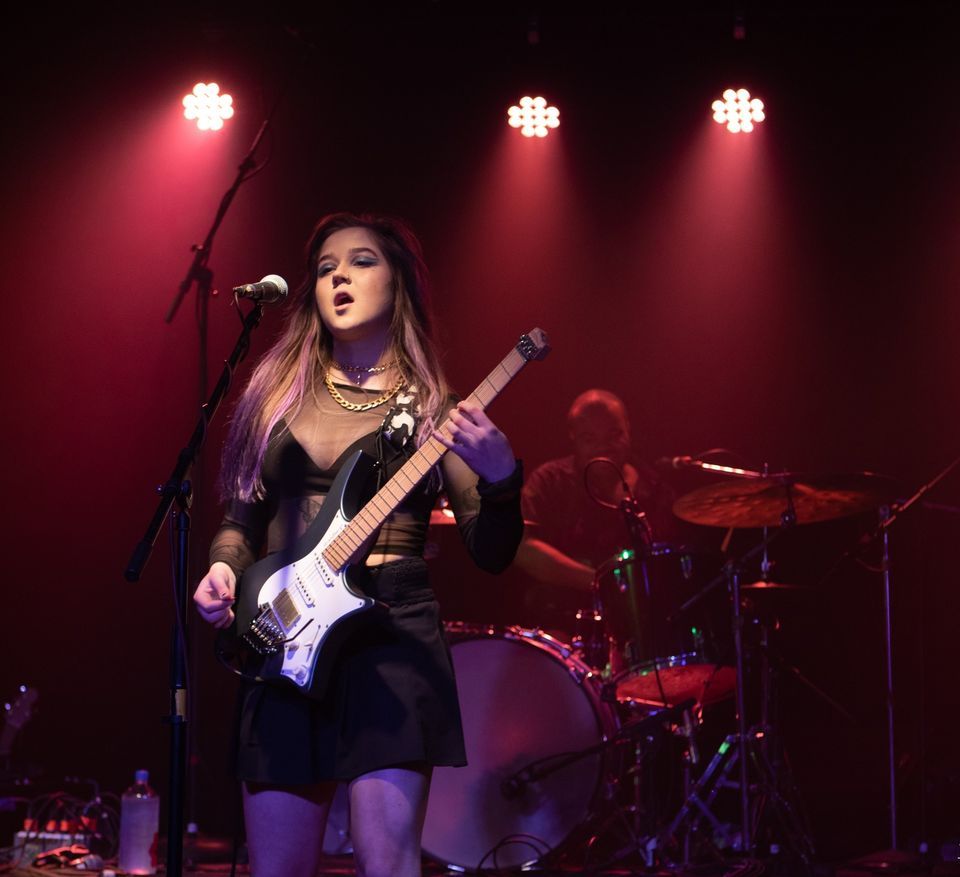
[507,96,560,138]
[183,82,234,131]
[711,88,765,134]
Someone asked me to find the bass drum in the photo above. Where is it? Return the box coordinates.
[422,625,618,871]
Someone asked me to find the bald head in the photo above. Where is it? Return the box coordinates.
[567,389,628,431]
[567,389,631,469]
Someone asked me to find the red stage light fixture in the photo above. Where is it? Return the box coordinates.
[507,96,560,138]
[712,88,765,133]
[183,82,234,131]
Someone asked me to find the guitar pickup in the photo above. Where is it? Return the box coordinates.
[272,588,301,630]
[294,567,316,607]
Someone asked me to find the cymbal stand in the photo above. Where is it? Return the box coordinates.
[861,454,960,852]
[814,454,960,855]
[659,505,815,868]
[658,728,814,868]
[879,504,898,850]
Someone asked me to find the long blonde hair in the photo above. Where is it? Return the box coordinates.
[220,212,448,501]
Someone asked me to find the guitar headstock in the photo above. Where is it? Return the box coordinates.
[4,685,38,732]
[0,685,38,758]
[517,328,551,362]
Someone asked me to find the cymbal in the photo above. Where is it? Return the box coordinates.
[673,472,897,528]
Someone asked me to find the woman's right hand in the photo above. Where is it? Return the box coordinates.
[193,561,237,629]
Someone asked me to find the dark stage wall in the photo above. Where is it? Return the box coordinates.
[1,2,958,862]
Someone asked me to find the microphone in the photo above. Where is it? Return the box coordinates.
[586,456,629,489]
[655,455,696,469]
[232,274,288,304]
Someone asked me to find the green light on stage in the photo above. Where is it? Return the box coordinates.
[618,549,635,562]
[690,627,700,636]
[719,740,731,755]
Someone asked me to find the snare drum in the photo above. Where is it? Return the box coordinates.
[422,624,619,871]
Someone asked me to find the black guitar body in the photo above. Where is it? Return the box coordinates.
[227,449,385,699]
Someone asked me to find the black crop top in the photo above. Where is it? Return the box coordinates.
[209,380,523,580]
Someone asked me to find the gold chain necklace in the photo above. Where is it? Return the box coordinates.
[323,372,405,412]
[330,359,397,386]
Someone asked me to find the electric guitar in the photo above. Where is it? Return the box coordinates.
[231,328,550,699]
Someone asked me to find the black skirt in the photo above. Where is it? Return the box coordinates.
[234,557,467,784]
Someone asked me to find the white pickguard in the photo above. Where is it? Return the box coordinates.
[253,509,371,690]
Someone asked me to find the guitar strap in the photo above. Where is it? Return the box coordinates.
[381,384,419,449]
[374,384,420,488]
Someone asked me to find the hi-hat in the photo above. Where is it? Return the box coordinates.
[673,472,897,528]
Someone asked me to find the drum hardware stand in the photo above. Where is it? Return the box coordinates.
[501,698,695,798]
[657,726,814,870]
[498,699,695,871]
[616,699,699,870]
[664,504,816,867]
[658,587,817,872]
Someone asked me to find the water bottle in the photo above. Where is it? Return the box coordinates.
[118,769,159,875]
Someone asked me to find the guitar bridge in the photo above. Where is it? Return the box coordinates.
[242,607,285,655]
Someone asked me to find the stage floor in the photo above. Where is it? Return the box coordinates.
[7,850,960,877]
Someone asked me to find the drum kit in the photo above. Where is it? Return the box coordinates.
[416,459,906,873]
[315,452,958,872]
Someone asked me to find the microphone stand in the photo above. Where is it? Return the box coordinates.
[139,50,306,873]
[852,454,960,855]
[123,301,266,877]
[158,101,272,874]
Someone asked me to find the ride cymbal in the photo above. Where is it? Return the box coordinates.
[673,472,897,528]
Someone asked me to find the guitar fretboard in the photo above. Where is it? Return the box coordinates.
[322,345,529,570]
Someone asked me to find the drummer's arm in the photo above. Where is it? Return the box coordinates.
[514,531,595,590]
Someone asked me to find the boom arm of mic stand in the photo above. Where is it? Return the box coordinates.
[165,143,260,325]
[165,84,278,325]
[878,452,960,530]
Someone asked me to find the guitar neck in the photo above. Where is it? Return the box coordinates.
[322,344,530,570]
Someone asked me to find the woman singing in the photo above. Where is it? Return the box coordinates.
[193,212,523,877]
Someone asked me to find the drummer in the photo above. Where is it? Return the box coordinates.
[513,389,675,631]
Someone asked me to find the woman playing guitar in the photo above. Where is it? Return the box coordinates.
[193,212,524,877]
